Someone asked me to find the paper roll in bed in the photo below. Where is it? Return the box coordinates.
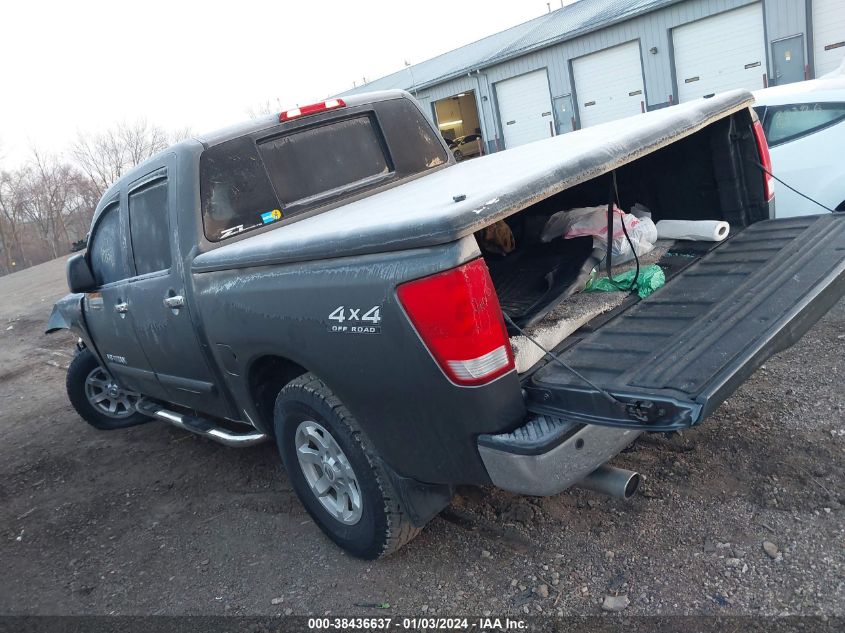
[656,220,730,241]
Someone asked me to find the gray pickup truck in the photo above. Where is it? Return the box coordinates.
[48,90,845,559]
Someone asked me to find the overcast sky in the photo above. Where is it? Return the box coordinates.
[0,0,571,166]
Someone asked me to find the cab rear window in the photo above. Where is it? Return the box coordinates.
[200,98,448,242]
[200,136,281,241]
[257,116,390,207]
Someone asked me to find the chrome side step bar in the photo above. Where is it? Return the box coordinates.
[137,400,268,447]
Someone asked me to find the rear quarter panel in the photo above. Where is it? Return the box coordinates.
[190,236,526,485]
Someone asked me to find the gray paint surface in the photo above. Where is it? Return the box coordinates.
[193,90,752,272]
[342,0,807,145]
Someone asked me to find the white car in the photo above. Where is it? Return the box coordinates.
[753,71,845,217]
[449,133,484,161]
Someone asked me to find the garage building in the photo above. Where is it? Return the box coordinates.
[340,0,845,154]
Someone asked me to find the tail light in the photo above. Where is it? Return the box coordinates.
[397,259,514,386]
[279,98,346,122]
[752,120,775,201]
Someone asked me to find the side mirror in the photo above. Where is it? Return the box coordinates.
[67,253,96,293]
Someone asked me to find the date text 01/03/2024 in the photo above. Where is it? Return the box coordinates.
[306,617,527,630]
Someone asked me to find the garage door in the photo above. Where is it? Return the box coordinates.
[495,69,554,149]
[813,0,845,76]
[572,41,646,128]
[673,4,767,102]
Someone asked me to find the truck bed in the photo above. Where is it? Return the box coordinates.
[509,240,675,373]
[192,91,753,273]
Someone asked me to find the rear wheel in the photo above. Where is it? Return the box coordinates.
[274,373,421,559]
[66,348,149,430]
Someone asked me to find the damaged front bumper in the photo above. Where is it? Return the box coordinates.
[477,414,640,496]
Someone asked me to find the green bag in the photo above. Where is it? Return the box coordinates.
[585,264,665,299]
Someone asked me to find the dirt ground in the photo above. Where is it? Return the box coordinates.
[0,255,843,617]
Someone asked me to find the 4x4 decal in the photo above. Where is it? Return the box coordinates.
[327,305,381,334]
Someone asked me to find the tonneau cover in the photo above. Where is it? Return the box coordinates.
[193,90,753,272]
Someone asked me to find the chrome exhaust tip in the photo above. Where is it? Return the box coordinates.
[577,464,640,499]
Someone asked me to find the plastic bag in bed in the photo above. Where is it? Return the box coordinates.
[540,205,657,265]
[585,264,665,299]
[605,215,657,265]
[540,205,628,242]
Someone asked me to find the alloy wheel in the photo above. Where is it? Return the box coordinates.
[294,420,363,525]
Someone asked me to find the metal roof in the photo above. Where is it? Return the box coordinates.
[339,0,681,96]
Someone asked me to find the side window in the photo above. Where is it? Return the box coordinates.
[763,102,845,146]
[89,202,131,287]
[128,177,171,275]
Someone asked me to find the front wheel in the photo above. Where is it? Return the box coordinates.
[66,348,149,430]
[274,374,422,559]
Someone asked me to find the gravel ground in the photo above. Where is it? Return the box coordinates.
[0,255,843,617]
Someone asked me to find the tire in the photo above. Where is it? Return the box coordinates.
[66,348,149,430]
[453,149,464,162]
[274,373,421,559]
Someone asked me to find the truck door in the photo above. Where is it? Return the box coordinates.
[82,198,162,397]
[123,167,234,418]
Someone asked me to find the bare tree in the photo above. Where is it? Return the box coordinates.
[14,148,93,260]
[0,119,195,276]
[171,126,194,143]
[246,99,277,119]
[119,118,168,167]
[64,174,99,242]
[71,118,170,197]
[0,168,28,272]
[0,143,9,273]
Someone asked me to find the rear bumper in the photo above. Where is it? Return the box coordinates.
[477,414,640,496]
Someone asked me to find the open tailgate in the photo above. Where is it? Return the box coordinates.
[525,214,845,432]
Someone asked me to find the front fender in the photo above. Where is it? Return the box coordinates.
[46,293,85,335]
[45,294,100,365]
[44,293,105,367]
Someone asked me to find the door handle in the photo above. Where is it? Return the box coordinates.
[164,295,185,309]
[114,302,129,314]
